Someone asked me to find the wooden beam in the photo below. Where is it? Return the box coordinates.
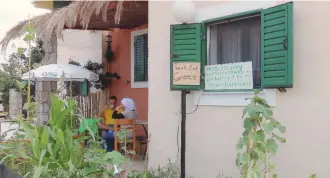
[64,24,140,30]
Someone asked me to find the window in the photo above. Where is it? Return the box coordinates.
[134,34,148,82]
[209,15,261,87]
[131,29,148,88]
[170,2,293,92]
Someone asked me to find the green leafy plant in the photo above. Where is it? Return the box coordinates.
[68,59,81,66]
[309,174,317,178]
[67,60,121,91]
[2,22,43,118]
[0,95,128,178]
[127,161,181,178]
[236,90,286,178]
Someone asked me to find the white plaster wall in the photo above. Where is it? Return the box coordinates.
[57,29,103,65]
[148,1,330,177]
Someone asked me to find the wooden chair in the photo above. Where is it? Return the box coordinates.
[113,119,136,159]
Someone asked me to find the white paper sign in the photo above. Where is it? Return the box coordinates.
[205,62,253,90]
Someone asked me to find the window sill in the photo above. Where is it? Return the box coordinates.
[131,81,148,89]
[192,89,276,107]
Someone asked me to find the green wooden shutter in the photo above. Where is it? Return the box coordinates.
[134,35,146,82]
[80,79,88,96]
[170,23,202,90]
[143,34,149,81]
[261,2,293,88]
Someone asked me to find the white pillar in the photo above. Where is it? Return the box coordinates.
[8,89,22,119]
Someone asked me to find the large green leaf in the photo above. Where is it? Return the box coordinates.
[243,118,254,131]
[253,130,265,142]
[262,122,275,133]
[38,149,47,166]
[24,24,35,34]
[56,128,65,146]
[40,127,49,149]
[104,151,127,164]
[24,34,35,41]
[266,138,278,154]
[32,166,44,178]
[65,128,73,151]
[83,164,101,176]
[18,119,34,139]
[243,104,258,118]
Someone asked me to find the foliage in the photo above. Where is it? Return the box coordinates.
[0,95,128,178]
[68,58,81,66]
[127,161,183,178]
[236,90,286,178]
[0,36,44,111]
[309,174,317,178]
[67,59,121,91]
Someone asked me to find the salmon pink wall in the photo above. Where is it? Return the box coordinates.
[106,25,148,136]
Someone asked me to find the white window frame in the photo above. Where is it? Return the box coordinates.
[194,1,283,107]
[131,28,148,88]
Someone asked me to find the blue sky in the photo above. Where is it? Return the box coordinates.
[0,0,49,63]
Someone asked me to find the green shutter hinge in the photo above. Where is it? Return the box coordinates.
[201,33,206,41]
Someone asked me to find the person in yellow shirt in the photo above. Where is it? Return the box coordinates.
[99,96,122,152]
[100,96,123,127]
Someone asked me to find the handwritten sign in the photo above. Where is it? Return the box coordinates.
[205,62,253,90]
[173,62,200,85]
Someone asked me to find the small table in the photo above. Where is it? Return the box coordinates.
[135,120,148,159]
[136,120,148,136]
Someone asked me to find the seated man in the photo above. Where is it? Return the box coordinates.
[99,96,123,152]
[100,96,121,131]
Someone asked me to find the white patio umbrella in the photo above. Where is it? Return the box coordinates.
[22,64,99,81]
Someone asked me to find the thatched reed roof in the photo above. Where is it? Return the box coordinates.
[0,1,148,53]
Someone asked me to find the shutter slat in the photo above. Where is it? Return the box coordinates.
[264,70,286,77]
[264,50,286,59]
[174,39,197,45]
[170,23,202,90]
[264,44,285,52]
[264,24,285,33]
[263,4,286,15]
[174,34,197,40]
[264,63,286,71]
[264,30,286,39]
[175,50,197,55]
[264,37,286,46]
[264,11,285,21]
[174,44,196,51]
[264,17,286,27]
[264,57,286,65]
[261,2,293,88]
[174,29,196,35]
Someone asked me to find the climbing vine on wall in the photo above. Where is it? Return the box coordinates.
[236,90,286,178]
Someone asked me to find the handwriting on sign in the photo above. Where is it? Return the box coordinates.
[173,62,201,85]
[205,62,253,90]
